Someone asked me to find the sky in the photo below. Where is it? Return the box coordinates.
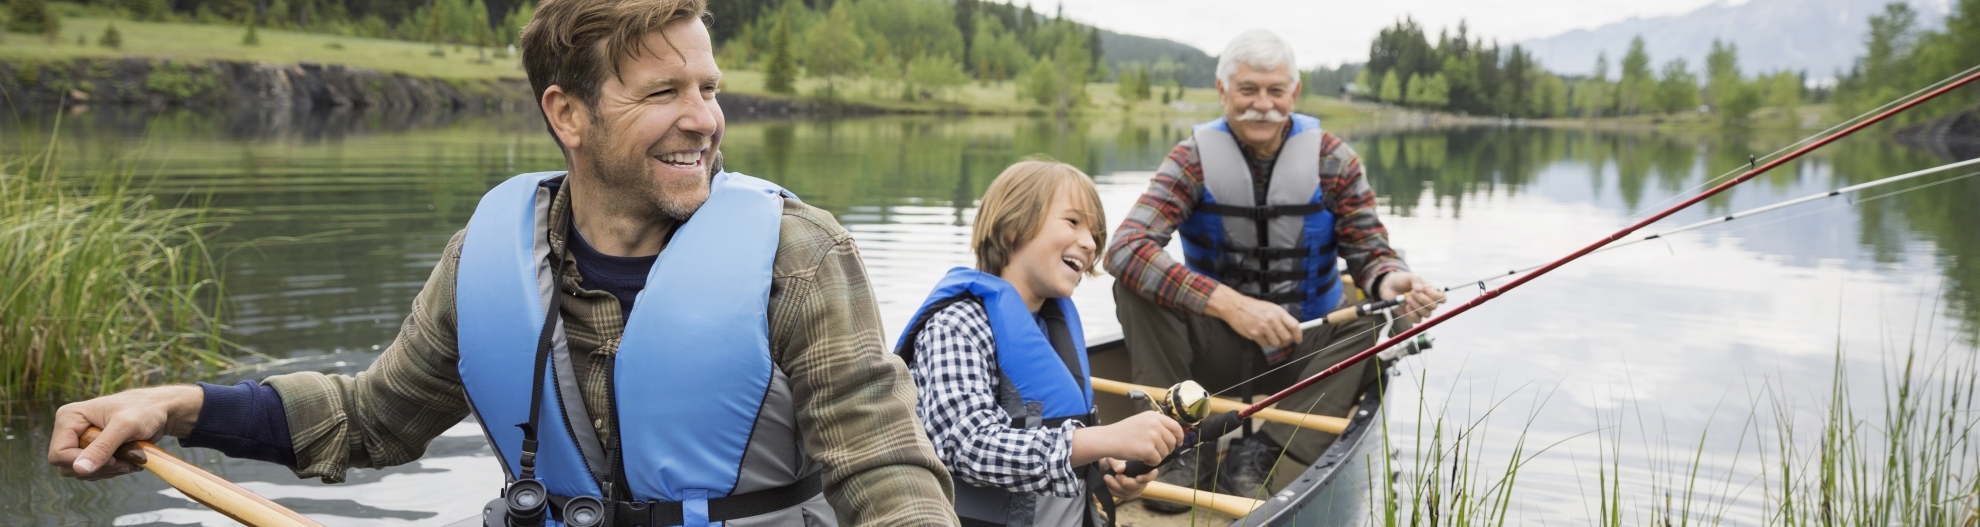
[1054,0,1749,68]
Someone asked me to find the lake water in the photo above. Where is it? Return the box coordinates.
[2,107,1975,525]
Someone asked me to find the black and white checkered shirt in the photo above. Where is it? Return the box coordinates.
[907,299,1085,497]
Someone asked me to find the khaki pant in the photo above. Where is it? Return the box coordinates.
[1112,281,1389,469]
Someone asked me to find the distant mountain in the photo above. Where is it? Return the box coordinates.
[1098,30,1218,88]
[1520,0,1949,80]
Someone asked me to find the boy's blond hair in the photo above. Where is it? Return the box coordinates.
[973,158,1107,276]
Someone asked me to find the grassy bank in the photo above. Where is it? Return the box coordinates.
[0,135,233,403]
[0,17,525,80]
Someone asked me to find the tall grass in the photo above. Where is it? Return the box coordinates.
[0,135,233,402]
[1371,335,1980,525]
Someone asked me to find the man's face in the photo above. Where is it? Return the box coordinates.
[576,18,725,221]
[1216,62,1298,152]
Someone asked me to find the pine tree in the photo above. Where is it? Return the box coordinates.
[242,23,261,46]
[8,0,58,35]
[764,12,797,94]
[1617,36,1653,114]
[99,23,122,49]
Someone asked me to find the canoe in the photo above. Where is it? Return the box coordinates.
[445,331,1390,527]
[1085,329,1388,526]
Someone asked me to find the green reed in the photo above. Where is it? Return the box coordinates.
[0,135,234,403]
[1371,333,1980,526]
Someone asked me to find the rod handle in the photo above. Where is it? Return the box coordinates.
[1091,378,1347,434]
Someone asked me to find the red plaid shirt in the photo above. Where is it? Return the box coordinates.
[1104,125,1408,331]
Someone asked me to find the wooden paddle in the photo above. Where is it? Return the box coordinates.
[1135,480,1264,518]
[81,427,325,527]
[1090,377,1348,434]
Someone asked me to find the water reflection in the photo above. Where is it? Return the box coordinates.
[1,106,1975,525]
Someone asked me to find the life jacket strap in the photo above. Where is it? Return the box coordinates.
[1180,234,1324,260]
[567,472,822,526]
[1195,201,1329,220]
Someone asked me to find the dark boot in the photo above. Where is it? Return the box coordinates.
[1140,446,1220,514]
[1218,435,1285,500]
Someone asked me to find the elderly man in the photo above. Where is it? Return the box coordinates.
[46,1,957,525]
[1105,29,1444,506]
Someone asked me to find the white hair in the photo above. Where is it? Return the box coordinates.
[1217,29,1300,87]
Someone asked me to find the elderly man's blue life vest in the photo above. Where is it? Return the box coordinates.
[456,171,831,527]
[894,267,1108,526]
[1177,114,1344,321]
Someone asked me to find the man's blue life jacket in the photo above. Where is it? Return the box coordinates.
[455,171,833,527]
[894,267,1109,526]
[1177,113,1344,321]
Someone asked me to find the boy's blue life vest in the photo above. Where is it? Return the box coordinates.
[894,267,1110,526]
[456,171,832,527]
[1177,113,1345,321]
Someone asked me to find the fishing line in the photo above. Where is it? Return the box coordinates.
[1663,170,1980,241]
[1616,63,1980,223]
[1445,156,1980,293]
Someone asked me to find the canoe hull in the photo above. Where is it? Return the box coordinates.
[1084,331,1388,527]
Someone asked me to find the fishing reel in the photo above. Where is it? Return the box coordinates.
[1375,334,1435,362]
[1118,380,1243,478]
[1126,380,1210,426]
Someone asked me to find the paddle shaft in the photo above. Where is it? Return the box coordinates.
[81,427,323,527]
[1135,480,1264,518]
[1241,67,1980,419]
[1090,377,1347,434]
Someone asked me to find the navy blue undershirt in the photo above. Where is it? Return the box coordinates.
[566,225,658,319]
[181,380,296,467]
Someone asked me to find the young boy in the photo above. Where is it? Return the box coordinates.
[896,159,1184,526]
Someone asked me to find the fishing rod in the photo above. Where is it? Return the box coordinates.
[1117,66,1980,478]
[1446,156,1980,293]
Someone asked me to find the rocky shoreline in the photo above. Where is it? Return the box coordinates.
[1895,109,1980,161]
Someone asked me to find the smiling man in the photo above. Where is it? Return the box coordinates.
[1105,28,1445,508]
[45,1,958,525]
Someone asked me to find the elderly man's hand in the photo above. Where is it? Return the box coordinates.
[1376,271,1446,323]
[1206,285,1301,348]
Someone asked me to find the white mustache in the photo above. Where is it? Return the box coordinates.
[1236,109,1288,122]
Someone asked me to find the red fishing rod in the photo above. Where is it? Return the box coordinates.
[1242,67,1980,417]
[1115,68,1980,478]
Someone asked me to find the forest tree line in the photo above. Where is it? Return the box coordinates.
[1325,18,1803,123]
[1830,0,1980,124]
[12,0,1218,109]
[1331,0,1979,124]
[10,0,534,47]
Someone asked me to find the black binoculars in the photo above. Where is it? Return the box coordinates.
[482,478,605,527]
